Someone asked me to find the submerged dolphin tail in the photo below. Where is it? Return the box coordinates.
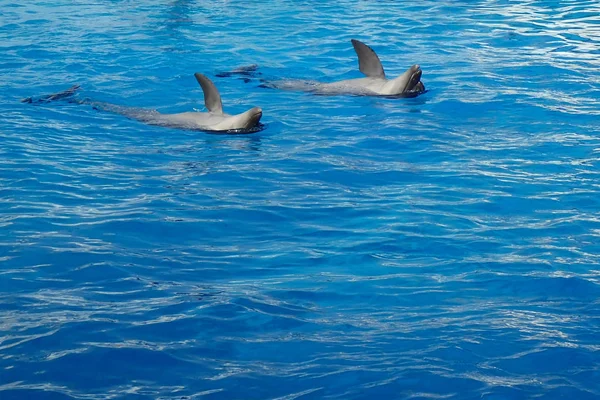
[215,64,260,79]
[21,84,81,104]
[351,39,385,78]
[194,73,223,114]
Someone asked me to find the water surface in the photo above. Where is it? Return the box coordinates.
[1,1,600,399]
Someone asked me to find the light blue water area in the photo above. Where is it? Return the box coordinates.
[1,0,600,399]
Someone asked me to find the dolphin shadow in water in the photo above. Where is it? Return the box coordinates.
[22,73,264,134]
[217,39,427,99]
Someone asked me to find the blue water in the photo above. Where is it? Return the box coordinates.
[1,1,600,399]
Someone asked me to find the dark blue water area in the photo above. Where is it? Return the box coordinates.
[1,1,600,399]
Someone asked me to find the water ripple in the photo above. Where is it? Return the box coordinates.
[1,0,600,399]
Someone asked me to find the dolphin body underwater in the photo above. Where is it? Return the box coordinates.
[222,39,427,98]
[23,73,264,134]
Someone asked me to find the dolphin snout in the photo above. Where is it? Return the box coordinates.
[244,106,262,128]
[407,65,423,93]
[410,65,422,80]
[250,106,262,120]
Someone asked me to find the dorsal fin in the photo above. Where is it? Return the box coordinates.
[351,39,385,78]
[194,73,223,114]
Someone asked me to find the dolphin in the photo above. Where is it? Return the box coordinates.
[23,73,263,134]
[253,39,425,98]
